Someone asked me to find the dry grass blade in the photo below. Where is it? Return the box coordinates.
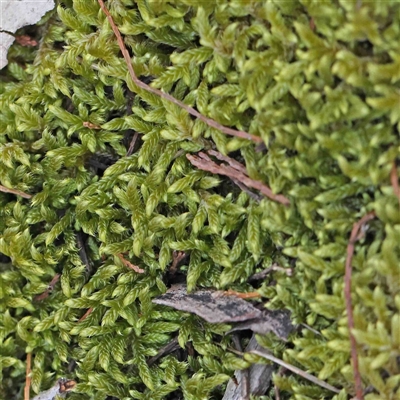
[0,184,32,199]
[248,349,341,394]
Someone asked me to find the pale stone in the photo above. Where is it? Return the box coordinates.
[0,0,55,69]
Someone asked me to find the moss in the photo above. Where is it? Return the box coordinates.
[0,0,399,399]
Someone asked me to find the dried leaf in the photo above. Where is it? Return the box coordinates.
[228,309,295,341]
[152,284,262,323]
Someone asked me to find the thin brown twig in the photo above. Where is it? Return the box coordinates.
[24,352,32,400]
[207,149,263,201]
[275,383,281,400]
[0,184,32,199]
[97,0,262,144]
[78,307,94,322]
[117,253,145,273]
[187,152,290,206]
[207,149,248,174]
[126,131,139,156]
[345,211,376,400]
[390,162,400,204]
[147,337,180,367]
[34,274,61,301]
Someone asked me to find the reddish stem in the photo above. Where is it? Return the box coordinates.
[344,211,375,400]
[97,0,262,144]
[24,353,32,400]
[390,162,400,204]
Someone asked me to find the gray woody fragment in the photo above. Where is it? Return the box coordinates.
[222,335,274,400]
[228,309,295,340]
[0,0,55,69]
[152,284,262,323]
[31,378,76,400]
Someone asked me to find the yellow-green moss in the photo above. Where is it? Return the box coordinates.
[0,1,399,399]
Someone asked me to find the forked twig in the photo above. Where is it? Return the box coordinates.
[97,0,262,144]
[170,250,186,274]
[207,149,248,174]
[187,152,290,206]
[345,211,375,400]
[0,184,31,199]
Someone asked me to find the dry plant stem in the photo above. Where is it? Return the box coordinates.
[170,250,186,274]
[232,334,250,400]
[273,367,285,400]
[97,0,262,144]
[231,178,262,202]
[24,352,31,400]
[207,149,248,174]
[390,162,400,203]
[275,384,281,400]
[345,211,375,400]
[117,253,145,273]
[187,152,290,206]
[223,290,261,299]
[34,273,61,301]
[78,307,94,322]
[248,264,292,281]
[0,184,31,199]
[300,323,322,337]
[207,150,263,201]
[147,337,180,367]
[248,350,341,394]
[126,131,139,156]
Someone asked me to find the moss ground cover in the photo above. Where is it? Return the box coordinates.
[0,1,399,399]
